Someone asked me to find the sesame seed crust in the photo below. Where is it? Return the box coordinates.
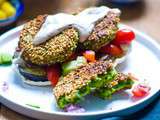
[106,73,129,88]
[19,15,79,65]
[82,11,120,50]
[54,61,113,100]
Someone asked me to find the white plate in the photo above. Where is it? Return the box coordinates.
[0,24,160,120]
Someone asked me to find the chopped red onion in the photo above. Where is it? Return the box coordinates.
[15,47,21,52]
[2,81,9,92]
[64,104,85,113]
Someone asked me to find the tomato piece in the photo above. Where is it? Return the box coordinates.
[138,84,151,94]
[83,50,96,62]
[68,51,85,61]
[132,87,144,97]
[46,64,60,87]
[100,44,123,57]
[68,53,78,61]
[132,84,150,97]
[112,29,135,45]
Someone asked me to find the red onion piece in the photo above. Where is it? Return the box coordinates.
[64,104,85,113]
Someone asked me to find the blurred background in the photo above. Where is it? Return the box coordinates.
[0,0,159,43]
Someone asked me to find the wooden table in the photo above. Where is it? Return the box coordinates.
[0,0,160,120]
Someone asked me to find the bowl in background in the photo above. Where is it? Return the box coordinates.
[0,0,24,34]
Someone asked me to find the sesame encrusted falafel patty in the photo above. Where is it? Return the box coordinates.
[19,15,79,65]
[82,11,120,50]
[54,61,116,108]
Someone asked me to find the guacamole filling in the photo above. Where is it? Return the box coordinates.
[96,76,134,99]
[57,68,117,108]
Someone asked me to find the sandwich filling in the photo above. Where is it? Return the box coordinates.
[54,61,115,108]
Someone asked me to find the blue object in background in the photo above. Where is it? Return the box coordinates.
[0,0,24,34]
[109,0,139,4]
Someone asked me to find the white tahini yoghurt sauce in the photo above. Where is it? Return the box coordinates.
[33,6,120,45]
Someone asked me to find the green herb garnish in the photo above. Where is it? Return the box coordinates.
[0,53,12,65]
[26,104,40,109]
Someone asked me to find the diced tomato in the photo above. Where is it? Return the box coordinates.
[132,84,150,97]
[68,53,78,60]
[46,64,60,87]
[132,87,144,97]
[100,44,123,57]
[112,29,135,45]
[138,84,151,94]
[68,51,85,61]
[83,50,96,62]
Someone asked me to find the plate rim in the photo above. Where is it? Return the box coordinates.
[0,24,160,117]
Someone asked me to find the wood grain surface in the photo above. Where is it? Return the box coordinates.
[0,0,160,120]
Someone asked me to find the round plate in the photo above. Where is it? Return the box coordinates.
[0,24,160,120]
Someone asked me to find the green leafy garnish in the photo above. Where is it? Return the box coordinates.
[26,104,40,109]
[0,53,12,65]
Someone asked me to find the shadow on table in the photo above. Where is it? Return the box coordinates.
[101,94,160,120]
[123,94,160,120]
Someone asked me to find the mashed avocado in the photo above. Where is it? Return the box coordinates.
[96,78,134,99]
